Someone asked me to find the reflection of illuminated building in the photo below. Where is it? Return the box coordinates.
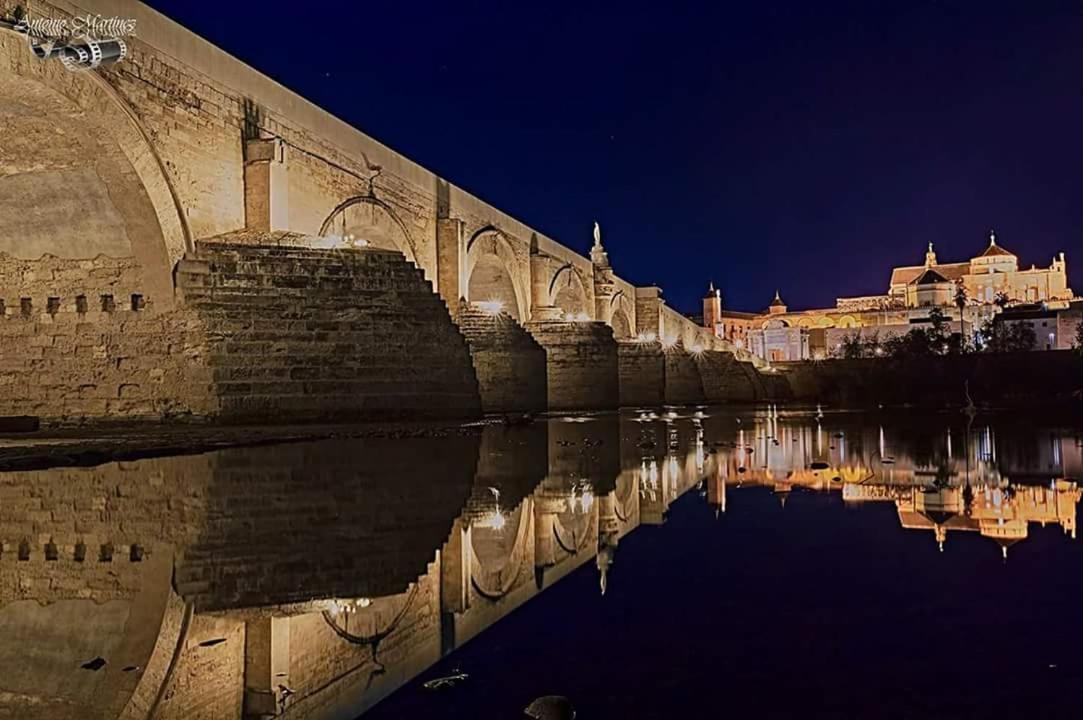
[718,414,1082,556]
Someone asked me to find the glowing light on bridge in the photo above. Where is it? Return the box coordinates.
[479,510,507,530]
[661,336,678,349]
[636,331,657,343]
[477,485,507,530]
[327,597,373,616]
[476,299,504,314]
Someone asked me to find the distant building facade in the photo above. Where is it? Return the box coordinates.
[704,232,1076,360]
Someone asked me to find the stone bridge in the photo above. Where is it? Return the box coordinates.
[0,0,783,424]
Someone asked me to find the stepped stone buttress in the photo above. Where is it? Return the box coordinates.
[0,239,483,425]
[175,240,482,422]
[455,303,548,414]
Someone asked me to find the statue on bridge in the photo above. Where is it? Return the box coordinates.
[591,220,609,268]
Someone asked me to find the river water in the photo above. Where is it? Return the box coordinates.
[4,407,1082,719]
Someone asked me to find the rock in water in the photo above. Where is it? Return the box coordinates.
[524,695,576,719]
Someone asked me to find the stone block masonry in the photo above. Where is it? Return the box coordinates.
[526,321,619,411]
[0,253,216,426]
[456,303,548,414]
[664,343,707,406]
[695,350,762,403]
[617,340,665,407]
[0,239,484,425]
[177,239,482,423]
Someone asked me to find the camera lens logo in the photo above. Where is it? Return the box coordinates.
[15,14,136,72]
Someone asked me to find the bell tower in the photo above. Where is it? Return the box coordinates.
[703,282,722,337]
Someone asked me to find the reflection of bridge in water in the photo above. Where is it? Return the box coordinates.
[0,411,1079,719]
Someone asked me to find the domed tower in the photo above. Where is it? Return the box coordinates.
[971,230,1018,274]
[703,282,722,337]
[768,290,788,315]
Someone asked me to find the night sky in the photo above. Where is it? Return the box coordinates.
[145,0,1083,315]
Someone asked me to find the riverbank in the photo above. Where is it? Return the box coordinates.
[779,350,1083,410]
[0,420,489,472]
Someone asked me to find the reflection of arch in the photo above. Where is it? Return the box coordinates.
[465,227,527,320]
[319,195,418,263]
[797,316,816,328]
[609,291,634,339]
[817,316,837,329]
[0,37,188,299]
[470,499,533,600]
[836,315,859,328]
[553,510,594,555]
[321,587,419,649]
[0,552,184,720]
[549,264,590,317]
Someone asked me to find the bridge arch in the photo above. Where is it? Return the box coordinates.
[609,292,634,339]
[465,227,527,320]
[470,498,533,600]
[0,35,189,304]
[318,195,418,263]
[548,264,591,319]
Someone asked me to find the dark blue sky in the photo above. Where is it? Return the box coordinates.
[147,0,1083,314]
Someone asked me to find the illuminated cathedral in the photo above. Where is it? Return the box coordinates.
[705,232,1076,361]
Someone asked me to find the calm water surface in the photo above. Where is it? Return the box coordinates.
[5,407,1083,719]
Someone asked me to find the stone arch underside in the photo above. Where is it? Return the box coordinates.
[609,293,634,339]
[0,34,184,305]
[471,499,533,600]
[549,264,590,318]
[465,230,527,320]
[611,308,633,338]
[319,196,418,263]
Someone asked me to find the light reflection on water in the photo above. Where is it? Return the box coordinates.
[1,408,1081,719]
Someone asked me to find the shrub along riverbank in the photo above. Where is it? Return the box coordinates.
[778,350,1083,411]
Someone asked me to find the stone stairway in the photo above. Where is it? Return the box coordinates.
[174,241,481,422]
[455,302,547,414]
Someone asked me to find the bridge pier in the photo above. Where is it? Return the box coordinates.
[456,304,548,414]
[663,342,707,405]
[525,321,619,412]
[617,340,665,407]
[243,616,291,718]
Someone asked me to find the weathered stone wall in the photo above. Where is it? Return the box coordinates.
[780,351,1083,409]
[526,321,619,411]
[0,302,217,424]
[695,350,738,403]
[177,240,482,423]
[695,351,766,402]
[0,238,484,425]
[664,343,706,405]
[617,341,665,407]
[455,304,547,414]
